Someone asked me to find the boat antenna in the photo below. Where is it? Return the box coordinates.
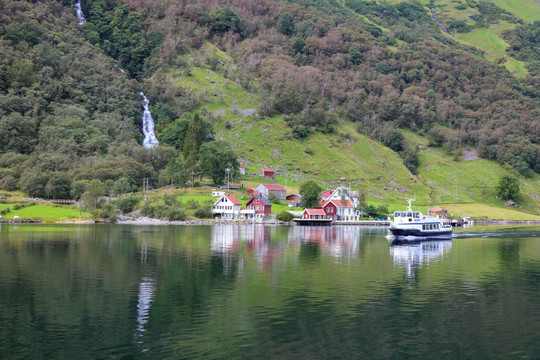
[406,198,415,211]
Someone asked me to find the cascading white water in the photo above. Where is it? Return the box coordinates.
[75,0,86,25]
[139,92,159,149]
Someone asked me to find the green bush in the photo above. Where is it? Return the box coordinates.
[186,198,200,209]
[166,207,186,221]
[276,211,294,222]
[115,196,140,213]
[194,205,212,219]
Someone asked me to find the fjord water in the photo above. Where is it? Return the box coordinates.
[1,225,539,359]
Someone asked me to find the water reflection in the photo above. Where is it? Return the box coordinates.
[390,239,452,279]
[210,225,377,270]
[136,237,155,344]
[290,226,363,260]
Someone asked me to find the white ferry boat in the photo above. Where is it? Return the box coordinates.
[389,199,452,238]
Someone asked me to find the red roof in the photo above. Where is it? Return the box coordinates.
[225,194,241,205]
[261,168,275,173]
[304,208,326,215]
[320,199,353,208]
[262,183,285,191]
[321,190,334,199]
[240,164,245,168]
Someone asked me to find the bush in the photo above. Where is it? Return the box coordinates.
[166,207,186,221]
[194,205,212,219]
[185,198,200,209]
[276,211,294,222]
[115,196,140,213]
[364,204,389,218]
[96,202,118,222]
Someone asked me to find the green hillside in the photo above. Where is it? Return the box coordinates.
[152,46,540,215]
[0,0,539,220]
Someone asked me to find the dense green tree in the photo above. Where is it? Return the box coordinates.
[113,177,133,196]
[199,141,238,185]
[82,179,106,211]
[71,180,90,201]
[19,170,49,198]
[45,172,72,199]
[299,180,323,208]
[277,12,295,36]
[497,174,521,200]
[348,46,363,65]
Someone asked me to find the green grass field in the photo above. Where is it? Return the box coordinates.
[0,203,83,221]
[455,21,528,77]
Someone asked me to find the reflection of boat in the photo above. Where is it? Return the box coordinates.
[389,199,452,238]
[390,239,452,277]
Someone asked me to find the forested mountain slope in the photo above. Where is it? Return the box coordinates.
[0,0,538,212]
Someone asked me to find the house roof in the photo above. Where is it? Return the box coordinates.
[261,183,286,191]
[247,195,272,207]
[261,168,275,173]
[321,190,334,198]
[214,194,241,206]
[225,194,241,205]
[430,206,447,212]
[320,199,354,208]
[239,164,245,168]
[286,194,302,199]
[304,208,326,215]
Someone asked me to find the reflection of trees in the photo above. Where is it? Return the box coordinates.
[0,225,143,359]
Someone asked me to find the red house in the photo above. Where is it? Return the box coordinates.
[303,208,326,219]
[319,199,354,221]
[246,194,272,219]
[259,168,275,179]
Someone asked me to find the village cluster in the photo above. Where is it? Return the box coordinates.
[211,167,365,223]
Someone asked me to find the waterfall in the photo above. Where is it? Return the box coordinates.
[139,92,159,149]
[74,0,86,25]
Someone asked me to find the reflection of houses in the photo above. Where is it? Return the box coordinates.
[254,183,286,200]
[246,194,272,219]
[289,225,361,259]
[429,206,448,219]
[211,225,242,254]
[259,168,275,179]
[212,194,242,218]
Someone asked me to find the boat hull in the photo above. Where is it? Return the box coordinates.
[389,228,452,238]
[294,218,333,226]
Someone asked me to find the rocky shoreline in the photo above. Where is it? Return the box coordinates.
[115,214,290,226]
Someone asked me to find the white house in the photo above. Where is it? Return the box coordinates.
[239,164,245,175]
[328,186,360,209]
[212,191,226,197]
[212,194,242,219]
[254,183,287,200]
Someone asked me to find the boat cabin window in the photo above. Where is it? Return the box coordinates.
[414,212,420,218]
[406,212,412,218]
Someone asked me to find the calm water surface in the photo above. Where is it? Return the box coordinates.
[1,224,539,359]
